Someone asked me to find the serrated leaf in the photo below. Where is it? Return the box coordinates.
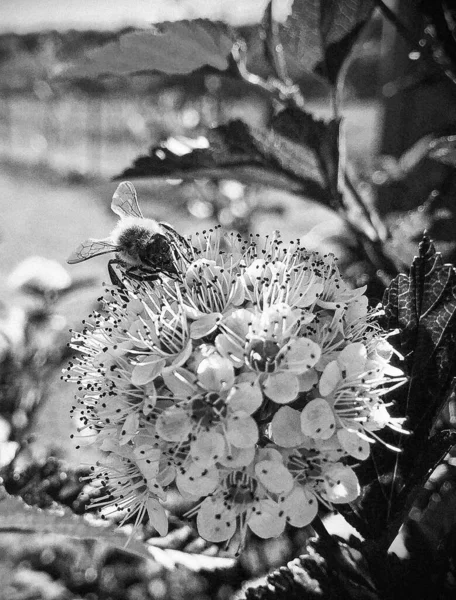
[243,535,379,600]
[0,489,152,560]
[346,235,456,541]
[64,21,234,78]
[0,489,236,574]
[270,0,375,84]
[116,110,338,205]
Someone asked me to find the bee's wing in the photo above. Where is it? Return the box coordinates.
[159,222,193,261]
[67,238,118,264]
[111,182,143,219]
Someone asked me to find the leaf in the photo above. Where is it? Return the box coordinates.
[243,535,380,600]
[345,235,456,541]
[116,109,339,206]
[0,488,152,561]
[65,21,234,78]
[383,233,456,430]
[0,488,236,573]
[267,0,375,84]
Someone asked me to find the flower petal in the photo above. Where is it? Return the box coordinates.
[227,381,263,415]
[196,496,236,542]
[191,431,225,467]
[281,485,318,527]
[226,411,259,448]
[147,498,168,536]
[337,343,367,378]
[119,412,139,445]
[197,353,235,392]
[319,361,341,396]
[271,406,307,447]
[263,372,299,404]
[156,406,192,442]
[143,382,157,415]
[219,445,255,468]
[282,338,321,373]
[337,427,371,460]
[255,460,294,494]
[131,356,166,386]
[323,464,360,504]
[190,313,221,339]
[248,499,285,539]
[176,463,219,498]
[163,368,196,396]
[300,398,335,440]
[133,445,161,481]
[345,296,368,325]
[298,368,319,392]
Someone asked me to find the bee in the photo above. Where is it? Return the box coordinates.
[67,182,192,285]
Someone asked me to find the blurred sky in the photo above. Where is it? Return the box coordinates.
[0,0,271,32]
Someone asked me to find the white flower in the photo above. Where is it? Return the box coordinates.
[216,303,321,403]
[65,213,405,547]
[89,440,168,536]
[191,449,316,545]
[156,351,263,466]
[286,441,360,507]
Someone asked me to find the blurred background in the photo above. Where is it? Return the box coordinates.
[1,0,455,465]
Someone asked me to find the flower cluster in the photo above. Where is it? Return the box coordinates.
[64,226,405,546]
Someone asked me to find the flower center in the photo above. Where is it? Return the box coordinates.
[247,339,281,373]
[224,471,257,505]
[191,392,227,428]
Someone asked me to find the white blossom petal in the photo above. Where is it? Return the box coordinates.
[176,463,219,498]
[300,398,336,440]
[338,343,367,378]
[133,445,161,481]
[298,368,319,392]
[226,411,259,448]
[219,445,255,468]
[281,485,318,527]
[271,406,307,447]
[190,313,221,339]
[119,412,139,445]
[323,464,360,503]
[227,381,263,414]
[319,361,341,396]
[337,428,371,460]
[131,355,166,386]
[248,499,286,539]
[196,496,237,542]
[163,368,196,396]
[147,498,168,536]
[197,354,235,392]
[191,431,226,467]
[263,372,299,404]
[283,338,321,373]
[345,296,369,325]
[156,406,192,442]
[255,460,294,494]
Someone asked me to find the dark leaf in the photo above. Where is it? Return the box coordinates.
[347,235,456,541]
[243,535,379,600]
[277,0,375,84]
[116,109,339,206]
[64,21,234,78]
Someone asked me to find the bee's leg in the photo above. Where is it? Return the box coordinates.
[108,259,126,289]
[124,268,161,284]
